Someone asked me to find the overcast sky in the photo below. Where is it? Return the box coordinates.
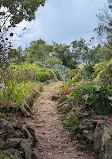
[12,0,107,49]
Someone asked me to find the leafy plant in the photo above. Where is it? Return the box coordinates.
[36,72,51,82]
[0,113,7,119]
[53,70,61,80]
[64,115,79,134]
[83,62,94,79]
[0,81,37,105]
[70,82,112,114]
[0,153,5,159]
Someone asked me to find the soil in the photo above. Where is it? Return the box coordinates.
[25,82,95,159]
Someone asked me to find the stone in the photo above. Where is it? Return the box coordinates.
[3,138,22,150]
[11,153,22,159]
[59,95,68,104]
[26,126,38,145]
[83,130,94,142]
[5,124,21,138]
[102,131,111,146]
[2,148,22,159]
[77,144,90,151]
[79,119,95,130]
[77,112,90,119]
[22,127,33,138]
[38,84,43,92]
[45,80,50,85]
[103,138,112,159]
[20,139,32,159]
[24,104,32,113]
[32,148,43,159]
[60,103,73,113]
[94,126,103,153]
[12,121,22,129]
[33,89,40,98]
[93,115,102,120]
[52,95,59,100]
[19,105,30,117]
[0,119,9,128]
[0,137,5,149]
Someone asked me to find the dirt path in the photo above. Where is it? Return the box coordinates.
[25,82,94,159]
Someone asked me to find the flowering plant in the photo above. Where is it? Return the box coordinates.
[68,69,78,79]
[59,87,72,96]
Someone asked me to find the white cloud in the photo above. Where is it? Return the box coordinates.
[12,0,107,48]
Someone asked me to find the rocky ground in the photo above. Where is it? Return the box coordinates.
[1,81,111,159]
[25,82,95,159]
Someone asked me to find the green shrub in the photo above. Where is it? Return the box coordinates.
[0,153,5,159]
[94,59,112,86]
[83,62,94,79]
[2,63,53,83]
[72,74,83,83]
[0,113,7,118]
[36,72,51,82]
[70,82,112,115]
[53,70,61,80]
[8,63,40,82]
[64,115,79,134]
[0,81,37,105]
[66,79,73,88]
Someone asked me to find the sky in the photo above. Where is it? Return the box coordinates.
[12,0,107,49]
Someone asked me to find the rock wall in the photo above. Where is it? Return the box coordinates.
[57,96,112,159]
[0,119,43,159]
[0,81,52,159]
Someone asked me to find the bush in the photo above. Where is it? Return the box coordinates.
[2,63,54,84]
[68,69,78,79]
[70,82,112,114]
[64,115,79,134]
[0,81,37,105]
[94,59,112,86]
[36,72,51,82]
[72,74,83,83]
[82,62,94,79]
[53,70,61,80]
[2,63,40,83]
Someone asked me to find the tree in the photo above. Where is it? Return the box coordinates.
[0,0,47,70]
[52,42,77,69]
[95,0,112,42]
[82,44,103,63]
[71,38,88,61]
[94,0,112,60]
[26,39,54,66]
[44,57,62,68]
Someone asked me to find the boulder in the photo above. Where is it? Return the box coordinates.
[79,119,95,130]
[12,121,22,130]
[5,124,21,138]
[19,105,30,117]
[103,139,112,159]
[33,89,40,98]
[94,126,103,153]
[102,131,111,146]
[0,119,9,128]
[2,148,22,159]
[20,139,32,159]
[3,138,22,150]
[22,126,37,145]
[52,95,59,100]
[83,130,94,142]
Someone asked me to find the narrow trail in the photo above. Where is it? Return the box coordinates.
[25,82,94,159]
